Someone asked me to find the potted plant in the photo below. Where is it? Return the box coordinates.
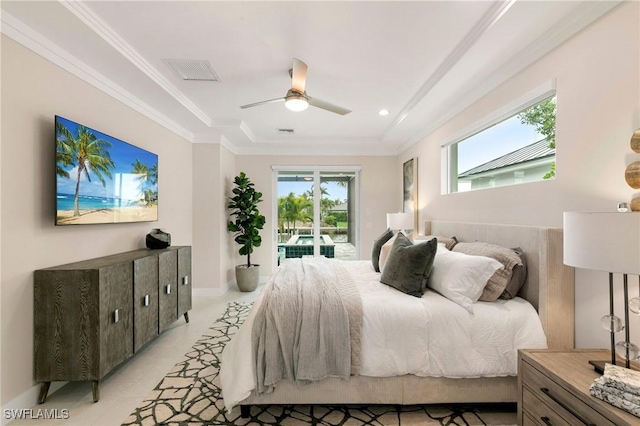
[227,172,266,292]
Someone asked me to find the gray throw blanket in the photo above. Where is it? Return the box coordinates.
[252,257,362,395]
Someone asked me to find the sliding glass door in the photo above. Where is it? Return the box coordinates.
[276,171,316,257]
[274,167,360,265]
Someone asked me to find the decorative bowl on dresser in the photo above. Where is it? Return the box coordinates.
[518,349,639,425]
[34,246,192,403]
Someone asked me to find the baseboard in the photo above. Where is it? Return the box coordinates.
[1,381,67,425]
[192,287,228,297]
[192,276,267,298]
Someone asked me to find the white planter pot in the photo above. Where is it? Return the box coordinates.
[235,264,260,292]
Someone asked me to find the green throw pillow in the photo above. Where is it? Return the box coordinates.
[371,228,394,272]
[380,233,437,297]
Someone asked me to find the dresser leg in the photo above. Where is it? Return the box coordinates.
[38,382,51,404]
[91,381,99,402]
[183,312,190,323]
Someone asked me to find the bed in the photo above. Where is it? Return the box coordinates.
[221,220,575,415]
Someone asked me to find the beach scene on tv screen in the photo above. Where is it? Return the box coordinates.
[56,116,158,225]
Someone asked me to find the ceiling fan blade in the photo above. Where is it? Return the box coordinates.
[240,97,285,109]
[291,58,308,93]
[308,97,351,115]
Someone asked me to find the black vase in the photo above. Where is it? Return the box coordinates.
[146,228,171,249]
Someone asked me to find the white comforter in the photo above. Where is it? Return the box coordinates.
[220,260,547,411]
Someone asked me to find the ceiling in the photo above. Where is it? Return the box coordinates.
[1,1,620,156]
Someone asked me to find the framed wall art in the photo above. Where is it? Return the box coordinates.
[402,157,418,231]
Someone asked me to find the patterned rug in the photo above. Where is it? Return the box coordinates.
[122,302,513,425]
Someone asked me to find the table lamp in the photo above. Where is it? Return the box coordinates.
[386,212,414,234]
[563,211,640,372]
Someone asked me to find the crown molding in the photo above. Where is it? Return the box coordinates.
[395,0,622,155]
[233,140,396,157]
[59,0,214,128]
[248,136,382,146]
[5,1,615,158]
[381,0,517,142]
[239,121,257,143]
[219,135,239,155]
[1,10,195,142]
[191,133,239,155]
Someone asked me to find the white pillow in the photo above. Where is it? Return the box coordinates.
[428,246,502,313]
[379,231,414,271]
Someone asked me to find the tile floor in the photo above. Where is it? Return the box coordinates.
[11,284,517,425]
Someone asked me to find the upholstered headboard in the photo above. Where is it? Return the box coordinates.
[424,220,575,349]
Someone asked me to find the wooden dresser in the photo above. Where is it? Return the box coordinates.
[34,246,192,403]
[518,349,639,426]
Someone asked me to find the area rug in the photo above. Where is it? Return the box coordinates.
[122,302,512,425]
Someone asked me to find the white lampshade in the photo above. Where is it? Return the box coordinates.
[563,211,640,274]
[386,212,414,231]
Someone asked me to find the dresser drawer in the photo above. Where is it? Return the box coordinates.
[522,413,539,426]
[523,412,561,426]
[522,361,616,426]
[523,387,571,426]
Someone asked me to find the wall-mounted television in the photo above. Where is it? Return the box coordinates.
[55,115,158,225]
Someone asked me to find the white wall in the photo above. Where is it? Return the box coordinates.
[192,142,237,295]
[401,2,640,349]
[1,36,194,407]
[192,143,221,294]
[233,155,398,279]
[219,145,236,287]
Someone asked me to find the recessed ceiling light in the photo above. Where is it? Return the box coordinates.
[379,109,390,116]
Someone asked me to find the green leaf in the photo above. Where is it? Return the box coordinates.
[228,172,264,260]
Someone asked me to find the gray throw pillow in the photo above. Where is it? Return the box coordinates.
[500,248,528,299]
[371,228,394,272]
[380,233,437,297]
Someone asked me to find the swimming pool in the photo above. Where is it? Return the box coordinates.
[289,235,332,245]
[279,235,335,258]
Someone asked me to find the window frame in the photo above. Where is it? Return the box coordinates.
[441,80,557,194]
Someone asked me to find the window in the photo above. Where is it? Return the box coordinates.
[444,93,556,193]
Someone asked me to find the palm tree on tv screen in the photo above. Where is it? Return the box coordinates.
[149,164,158,185]
[131,160,158,206]
[56,123,115,217]
[56,136,72,179]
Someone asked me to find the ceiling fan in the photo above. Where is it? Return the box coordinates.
[240,58,351,115]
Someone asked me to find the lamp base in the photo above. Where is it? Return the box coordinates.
[589,360,607,375]
[590,358,639,374]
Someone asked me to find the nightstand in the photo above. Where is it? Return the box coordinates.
[518,349,639,426]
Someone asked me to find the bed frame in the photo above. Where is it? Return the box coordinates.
[238,220,575,413]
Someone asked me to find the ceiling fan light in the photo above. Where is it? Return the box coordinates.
[285,96,309,112]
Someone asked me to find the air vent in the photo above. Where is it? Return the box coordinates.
[163,59,220,81]
[278,128,295,134]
